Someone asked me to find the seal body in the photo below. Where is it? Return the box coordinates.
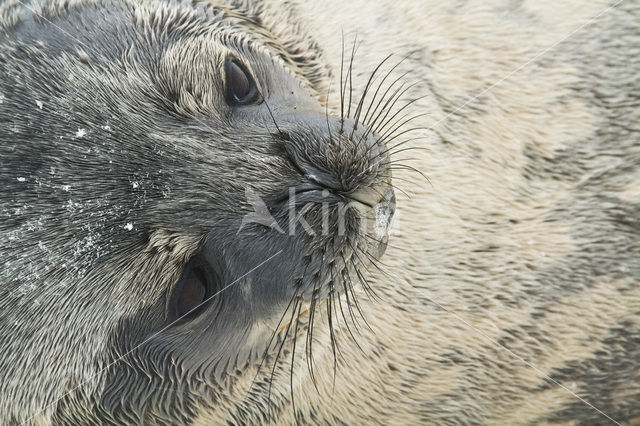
[1,0,639,424]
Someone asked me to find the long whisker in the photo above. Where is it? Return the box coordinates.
[337,253,364,334]
[361,56,412,127]
[368,81,420,138]
[345,34,358,121]
[267,296,300,405]
[340,250,374,332]
[288,297,304,417]
[331,261,366,353]
[385,137,432,155]
[349,81,423,167]
[325,79,334,142]
[305,287,320,392]
[365,70,412,130]
[378,112,428,145]
[350,54,394,138]
[346,241,380,302]
[326,286,339,389]
[248,290,299,397]
[339,252,368,330]
[340,30,346,132]
[375,97,428,140]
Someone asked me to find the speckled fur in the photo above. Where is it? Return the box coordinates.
[1,0,639,424]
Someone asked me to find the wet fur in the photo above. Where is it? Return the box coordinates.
[1,0,639,424]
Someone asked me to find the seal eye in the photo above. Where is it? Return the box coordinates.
[171,260,220,322]
[224,56,259,106]
[176,267,207,319]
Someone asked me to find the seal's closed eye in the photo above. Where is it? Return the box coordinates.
[224,56,259,106]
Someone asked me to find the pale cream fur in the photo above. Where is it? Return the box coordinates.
[194,0,639,423]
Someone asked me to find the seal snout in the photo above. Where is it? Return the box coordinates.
[277,113,394,214]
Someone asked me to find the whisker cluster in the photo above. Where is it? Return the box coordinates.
[248,35,429,414]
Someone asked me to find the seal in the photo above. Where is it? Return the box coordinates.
[1,0,639,424]
[1,0,396,423]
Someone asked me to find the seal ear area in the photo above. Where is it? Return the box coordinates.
[168,254,223,324]
[223,55,261,106]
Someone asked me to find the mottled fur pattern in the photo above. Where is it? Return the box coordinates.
[1,0,639,424]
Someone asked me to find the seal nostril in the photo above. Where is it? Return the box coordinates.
[346,184,392,208]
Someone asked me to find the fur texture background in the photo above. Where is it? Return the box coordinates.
[0,0,638,424]
[261,1,640,423]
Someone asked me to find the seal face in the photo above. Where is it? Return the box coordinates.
[0,0,395,422]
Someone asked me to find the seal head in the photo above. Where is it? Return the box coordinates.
[0,0,394,422]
